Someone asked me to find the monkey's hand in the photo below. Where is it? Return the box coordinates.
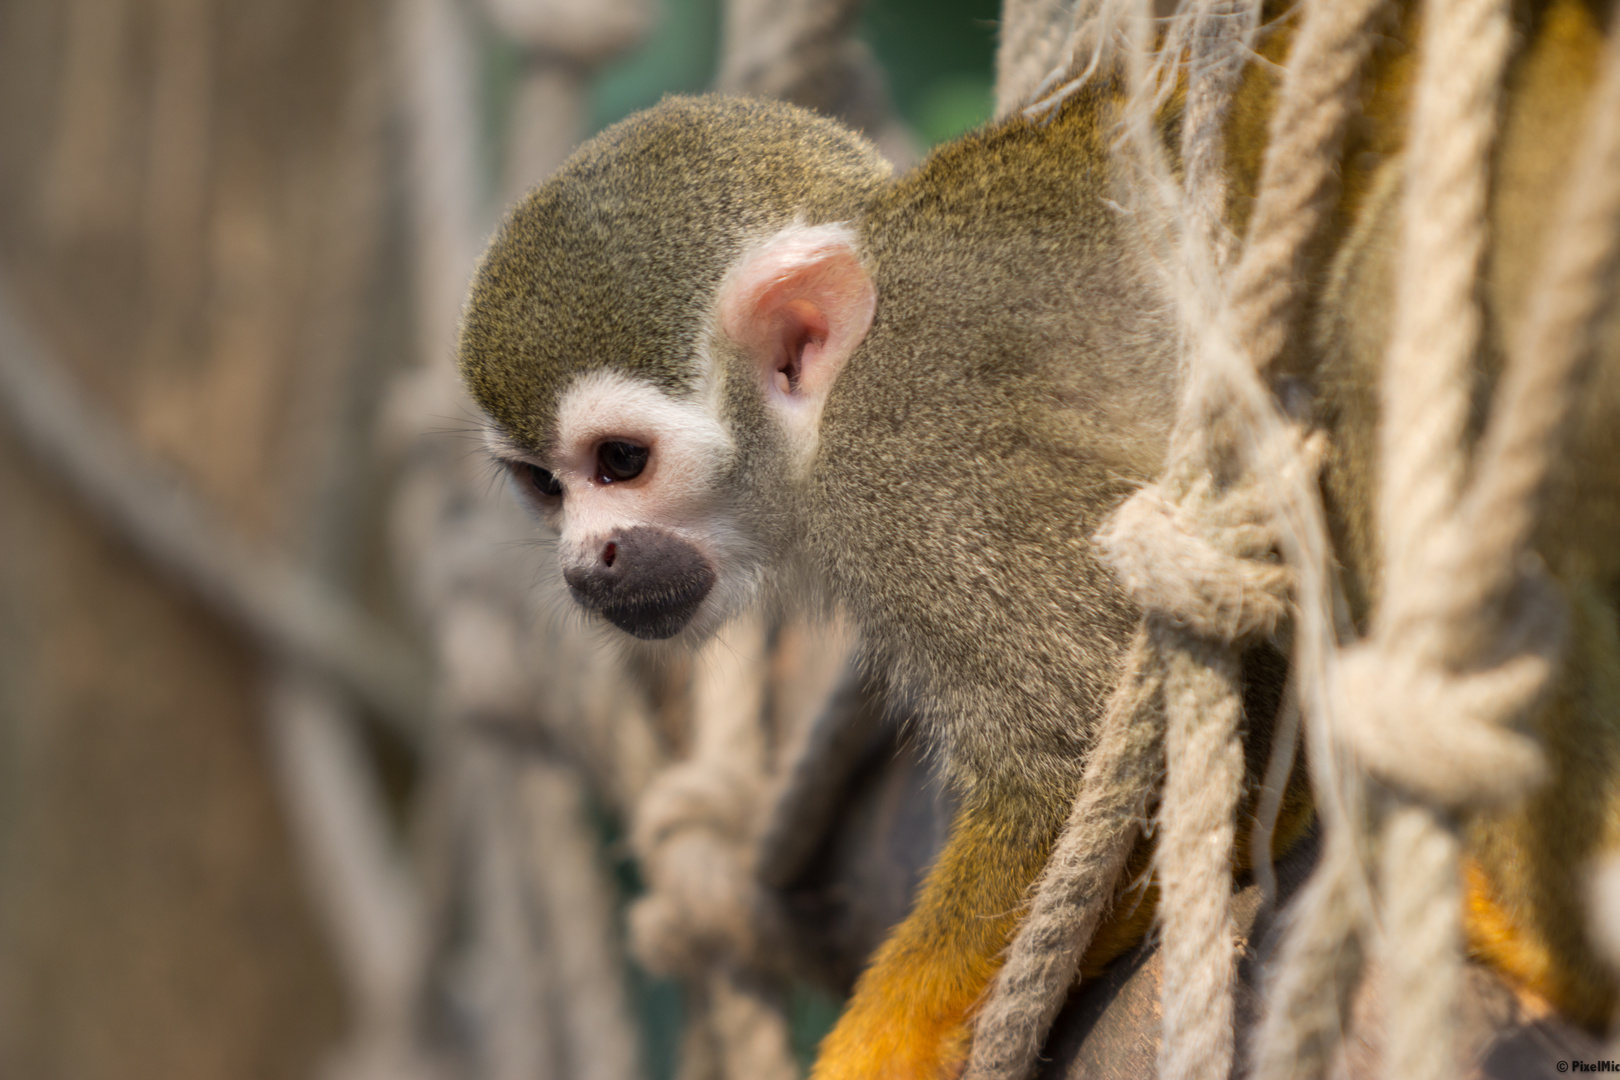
[809,801,1053,1080]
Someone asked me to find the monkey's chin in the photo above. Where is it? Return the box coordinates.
[602,605,699,641]
[583,584,713,641]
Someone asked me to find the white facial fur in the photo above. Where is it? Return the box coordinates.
[489,222,872,642]
[489,368,762,637]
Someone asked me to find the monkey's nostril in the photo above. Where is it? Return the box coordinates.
[602,542,617,567]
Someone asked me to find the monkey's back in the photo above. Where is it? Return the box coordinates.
[809,87,1179,811]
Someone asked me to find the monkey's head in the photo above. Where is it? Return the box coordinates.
[460,95,891,641]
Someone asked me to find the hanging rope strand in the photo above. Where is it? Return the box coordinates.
[963,629,1165,1080]
[1451,15,1620,624]
[1150,7,1264,1079]
[1224,0,1390,376]
[1378,0,1510,630]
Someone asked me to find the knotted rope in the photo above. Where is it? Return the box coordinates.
[1256,2,1620,1078]
[1108,9,1268,1080]
[973,0,1408,1077]
[1352,4,1618,1077]
[969,5,1284,1077]
[627,615,800,1080]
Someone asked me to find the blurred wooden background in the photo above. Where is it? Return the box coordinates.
[0,1,996,1077]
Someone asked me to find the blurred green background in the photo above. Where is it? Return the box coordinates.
[588,0,999,143]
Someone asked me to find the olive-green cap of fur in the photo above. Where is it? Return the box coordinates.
[459,94,891,452]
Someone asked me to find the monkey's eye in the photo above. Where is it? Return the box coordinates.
[596,440,649,483]
[515,462,563,499]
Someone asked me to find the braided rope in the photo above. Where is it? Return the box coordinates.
[1224,0,1391,377]
[1357,5,1620,1078]
[1096,4,1366,1077]
[1140,10,1263,1079]
[1262,4,1620,1079]
[1354,5,1518,1079]
[1378,0,1509,628]
[1451,0,1620,626]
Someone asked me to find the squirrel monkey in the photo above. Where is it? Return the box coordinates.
[460,0,1620,1071]
[460,90,1211,1078]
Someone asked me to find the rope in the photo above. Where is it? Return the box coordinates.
[1350,3,1518,1078]
[964,629,1164,1080]
[626,615,800,1080]
[1077,5,1372,1078]
[1261,4,1620,1079]
[1356,5,1620,1078]
[1222,0,1391,376]
[971,3,1303,1075]
[1247,828,1365,1080]
[1378,0,1509,630]
[1154,630,1246,1080]
[1115,10,1263,1079]
[702,971,800,1080]
[977,0,1617,1074]
[1214,2,1395,1072]
[1450,0,1620,635]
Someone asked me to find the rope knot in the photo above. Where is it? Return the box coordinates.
[627,761,785,978]
[1337,566,1565,810]
[1096,472,1293,642]
[630,760,758,853]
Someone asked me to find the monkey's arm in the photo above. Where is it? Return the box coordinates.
[810,797,1053,1080]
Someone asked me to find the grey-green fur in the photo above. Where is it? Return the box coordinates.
[461,95,892,454]
[815,85,1178,817]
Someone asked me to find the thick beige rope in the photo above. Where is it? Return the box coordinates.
[1447,2,1620,639]
[1256,6,1620,1080]
[1252,0,1516,1071]
[976,0,1619,1076]
[1248,827,1366,1080]
[1096,4,1380,1078]
[1153,632,1247,1080]
[1186,2,1401,1074]
[1349,6,1620,1079]
[1350,3,1521,1079]
[970,1,1362,1074]
[1115,10,1263,1079]
[1377,0,1509,631]
[963,628,1165,1080]
[1223,0,1390,376]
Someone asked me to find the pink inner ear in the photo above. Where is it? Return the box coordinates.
[769,300,828,393]
[719,227,875,402]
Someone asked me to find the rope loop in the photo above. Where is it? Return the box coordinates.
[628,760,785,978]
[630,760,758,853]
[1098,482,1289,642]
[1338,561,1563,810]
[1097,421,1324,645]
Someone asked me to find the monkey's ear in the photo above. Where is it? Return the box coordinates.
[718,224,875,411]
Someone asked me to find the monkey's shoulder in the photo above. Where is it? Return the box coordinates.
[863,84,1129,261]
